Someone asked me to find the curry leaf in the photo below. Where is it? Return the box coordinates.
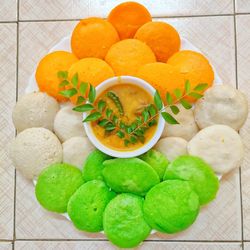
[188,92,203,99]
[154,90,163,110]
[98,119,109,127]
[170,105,180,115]
[148,104,157,116]
[166,92,173,105]
[184,80,191,93]
[180,99,192,109]
[88,84,96,103]
[105,124,116,131]
[130,136,137,144]
[194,83,208,92]
[57,71,68,79]
[73,104,94,112]
[106,108,113,118]
[76,96,85,105]
[79,82,88,96]
[116,130,125,138]
[142,110,149,122]
[59,88,77,98]
[148,119,157,127]
[174,89,182,99]
[83,112,101,122]
[59,80,69,87]
[161,112,179,124]
[71,73,78,88]
[98,100,106,112]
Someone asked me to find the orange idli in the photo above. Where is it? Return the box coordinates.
[134,21,181,62]
[68,58,115,103]
[105,39,156,76]
[136,62,185,100]
[108,2,152,40]
[167,50,214,91]
[71,17,119,59]
[35,51,78,102]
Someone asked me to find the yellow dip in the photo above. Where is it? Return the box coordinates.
[91,84,158,151]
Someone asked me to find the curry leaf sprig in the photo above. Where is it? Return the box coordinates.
[129,80,208,136]
[58,71,207,146]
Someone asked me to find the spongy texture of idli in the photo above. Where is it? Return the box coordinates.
[102,158,160,196]
[68,180,116,232]
[143,180,199,234]
[12,92,59,132]
[103,193,151,248]
[35,163,84,213]
[82,149,112,182]
[194,85,248,131]
[161,104,199,141]
[154,137,188,161]
[54,106,86,142]
[164,155,219,205]
[63,137,95,169]
[139,149,169,180]
[187,125,244,174]
[10,127,62,179]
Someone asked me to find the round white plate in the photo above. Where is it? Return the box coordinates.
[28,35,222,233]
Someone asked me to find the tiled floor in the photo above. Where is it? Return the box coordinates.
[1,0,250,249]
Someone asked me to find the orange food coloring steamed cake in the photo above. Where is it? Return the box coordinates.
[167,50,214,91]
[136,62,185,100]
[35,51,78,102]
[108,1,152,40]
[105,39,156,76]
[68,58,114,104]
[71,17,119,59]
[134,21,181,62]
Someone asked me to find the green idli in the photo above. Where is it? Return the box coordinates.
[143,180,200,234]
[103,193,151,248]
[67,180,116,232]
[102,158,160,196]
[139,149,169,180]
[163,155,219,205]
[35,163,83,213]
[82,149,112,182]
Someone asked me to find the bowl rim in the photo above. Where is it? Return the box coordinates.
[83,76,165,158]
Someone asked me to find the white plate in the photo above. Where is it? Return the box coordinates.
[29,35,222,234]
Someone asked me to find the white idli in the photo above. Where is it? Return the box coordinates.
[161,104,198,141]
[154,137,188,161]
[10,127,62,179]
[63,137,95,169]
[12,92,59,132]
[54,106,86,142]
[187,125,244,174]
[194,85,248,131]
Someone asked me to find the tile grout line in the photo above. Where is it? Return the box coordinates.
[13,239,243,243]
[13,0,20,249]
[233,0,244,249]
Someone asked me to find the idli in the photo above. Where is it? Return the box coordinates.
[139,149,169,180]
[105,39,156,76]
[63,137,95,169]
[154,137,188,161]
[194,85,248,131]
[54,106,86,142]
[134,21,180,62]
[164,155,219,205]
[71,18,119,59]
[12,92,59,132]
[82,149,112,182]
[102,158,160,196]
[187,125,244,174]
[35,163,83,213]
[161,104,199,141]
[10,127,62,179]
[68,180,116,232]
[143,180,200,234]
[103,193,151,248]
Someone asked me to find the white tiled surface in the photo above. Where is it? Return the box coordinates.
[1,0,250,249]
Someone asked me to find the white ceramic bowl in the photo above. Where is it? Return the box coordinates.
[83,76,165,158]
